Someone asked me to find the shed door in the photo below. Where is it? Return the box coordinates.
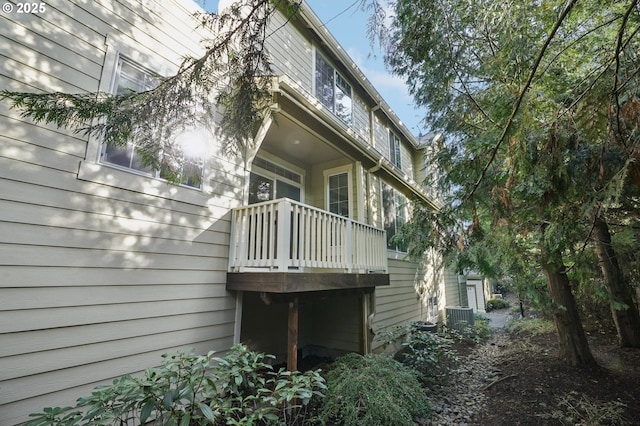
[467,285,478,312]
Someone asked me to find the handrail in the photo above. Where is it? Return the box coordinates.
[228,198,388,273]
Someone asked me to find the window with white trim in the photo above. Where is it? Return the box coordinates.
[315,51,353,125]
[101,56,204,189]
[248,157,303,204]
[389,129,402,170]
[382,182,408,252]
[328,172,350,217]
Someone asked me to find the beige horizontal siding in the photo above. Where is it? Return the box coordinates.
[2,296,236,333]
[1,266,228,287]
[267,11,313,90]
[0,0,240,424]
[352,95,370,143]
[1,310,235,357]
[371,258,427,351]
[1,337,233,406]
[2,284,230,311]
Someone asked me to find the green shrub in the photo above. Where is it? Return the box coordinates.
[26,345,326,426]
[473,313,492,340]
[318,353,431,426]
[395,324,459,386]
[485,298,510,312]
[505,317,555,336]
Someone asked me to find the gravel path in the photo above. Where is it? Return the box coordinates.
[424,312,511,425]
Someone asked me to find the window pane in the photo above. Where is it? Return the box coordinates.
[104,58,157,174]
[395,192,407,251]
[276,179,301,202]
[382,184,396,248]
[253,157,301,183]
[382,184,407,251]
[117,60,155,93]
[389,131,402,169]
[103,142,134,168]
[329,172,349,217]
[315,53,334,111]
[160,156,203,189]
[335,74,352,124]
[103,141,153,174]
[180,159,203,188]
[249,172,273,204]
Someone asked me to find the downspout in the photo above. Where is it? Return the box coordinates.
[363,105,383,353]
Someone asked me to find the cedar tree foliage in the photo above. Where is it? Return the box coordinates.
[375,0,640,356]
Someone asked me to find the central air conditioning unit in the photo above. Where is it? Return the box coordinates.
[445,307,475,334]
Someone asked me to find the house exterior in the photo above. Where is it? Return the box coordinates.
[0,0,461,423]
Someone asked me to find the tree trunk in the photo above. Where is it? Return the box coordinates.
[540,246,597,367]
[592,215,640,348]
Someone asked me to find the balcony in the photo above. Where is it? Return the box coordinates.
[227,198,389,293]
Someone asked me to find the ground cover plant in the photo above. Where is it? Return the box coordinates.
[539,391,629,425]
[395,323,460,386]
[25,345,325,426]
[318,352,431,426]
[473,313,492,340]
[485,298,510,312]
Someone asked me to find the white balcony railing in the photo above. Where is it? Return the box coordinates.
[228,198,388,273]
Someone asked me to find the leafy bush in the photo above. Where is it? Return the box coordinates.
[395,324,459,385]
[485,298,510,312]
[26,345,326,426]
[318,353,431,426]
[473,313,492,339]
[505,317,555,336]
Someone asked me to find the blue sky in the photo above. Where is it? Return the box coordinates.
[207,0,427,137]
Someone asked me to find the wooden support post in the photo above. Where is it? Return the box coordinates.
[287,297,299,371]
[360,293,366,355]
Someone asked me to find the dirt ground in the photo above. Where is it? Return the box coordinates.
[474,317,640,425]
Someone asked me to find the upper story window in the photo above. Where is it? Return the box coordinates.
[101,56,204,189]
[389,130,402,170]
[315,51,352,125]
[382,183,408,252]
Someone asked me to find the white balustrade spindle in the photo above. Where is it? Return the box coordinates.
[228,198,387,273]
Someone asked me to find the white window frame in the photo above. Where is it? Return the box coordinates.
[381,182,409,253]
[323,164,353,218]
[247,153,305,204]
[389,129,402,170]
[77,33,213,206]
[101,56,158,177]
[313,48,353,125]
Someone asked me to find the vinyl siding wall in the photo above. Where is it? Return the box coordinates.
[371,258,425,352]
[0,1,241,424]
[444,267,465,311]
[266,10,313,90]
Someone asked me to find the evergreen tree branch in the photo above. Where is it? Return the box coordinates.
[467,0,579,200]
[612,0,639,141]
